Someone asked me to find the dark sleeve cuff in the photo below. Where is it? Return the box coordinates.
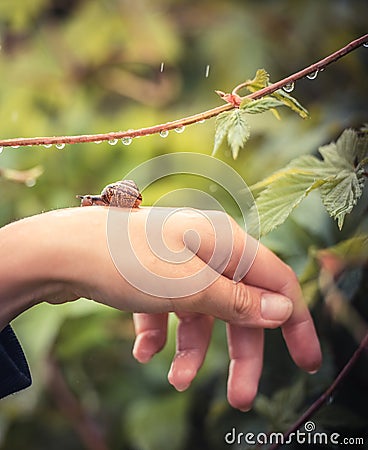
[0,325,32,399]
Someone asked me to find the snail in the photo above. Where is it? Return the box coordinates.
[77,179,142,208]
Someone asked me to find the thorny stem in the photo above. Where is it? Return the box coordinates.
[268,331,368,450]
[0,34,367,149]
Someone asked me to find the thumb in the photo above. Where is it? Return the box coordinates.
[186,276,293,328]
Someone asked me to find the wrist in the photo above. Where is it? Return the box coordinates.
[0,209,88,329]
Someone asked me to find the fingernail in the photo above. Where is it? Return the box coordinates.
[261,293,293,321]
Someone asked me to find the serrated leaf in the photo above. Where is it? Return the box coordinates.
[251,155,325,191]
[227,109,250,159]
[212,111,234,156]
[240,96,285,114]
[212,109,250,159]
[317,129,368,228]
[272,88,309,119]
[244,68,270,92]
[243,68,309,119]
[320,170,364,229]
[249,172,324,236]
[270,108,281,120]
[250,129,368,235]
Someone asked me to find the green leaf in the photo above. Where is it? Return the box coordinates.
[212,111,234,156]
[249,170,325,236]
[254,377,306,430]
[320,170,364,229]
[227,109,250,159]
[244,68,270,92]
[272,88,309,119]
[240,96,285,114]
[212,109,250,159]
[243,68,309,119]
[250,129,368,235]
[318,129,368,229]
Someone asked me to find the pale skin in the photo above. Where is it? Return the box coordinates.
[0,206,322,410]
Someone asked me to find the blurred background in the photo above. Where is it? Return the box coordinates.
[0,1,367,449]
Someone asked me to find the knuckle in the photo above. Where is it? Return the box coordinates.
[230,282,255,321]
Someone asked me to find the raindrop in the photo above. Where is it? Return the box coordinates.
[160,62,165,72]
[363,42,368,48]
[43,144,52,148]
[306,70,319,80]
[56,143,65,150]
[198,119,206,124]
[0,146,3,154]
[205,64,210,78]
[283,82,295,93]
[12,145,20,149]
[94,140,102,144]
[159,130,169,138]
[327,395,334,405]
[108,138,118,145]
[25,179,36,187]
[121,137,132,146]
[174,126,185,134]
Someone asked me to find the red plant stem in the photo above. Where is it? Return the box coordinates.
[268,331,368,450]
[0,34,367,149]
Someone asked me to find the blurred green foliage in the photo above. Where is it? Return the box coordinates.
[0,1,367,449]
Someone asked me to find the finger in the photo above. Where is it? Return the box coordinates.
[167,313,214,392]
[242,244,322,372]
[187,216,321,373]
[226,325,264,411]
[132,313,168,363]
[178,274,293,329]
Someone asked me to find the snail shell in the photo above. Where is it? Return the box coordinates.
[77,179,142,208]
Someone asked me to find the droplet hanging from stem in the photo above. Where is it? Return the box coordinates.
[159,130,169,138]
[306,70,319,80]
[283,81,295,93]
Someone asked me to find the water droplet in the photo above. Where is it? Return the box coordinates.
[0,146,3,154]
[43,144,52,148]
[159,130,169,138]
[94,140,102,144]
[174,126,185,134]
[55,143,65,150]
[160,62,165,72]
[283,82,295,93]
[306,70,319,80]
[363,42,368,48]
[198,119,206,124]
[25,179,36,187]
[121,137,132,146]
[327,395,334,405]
[108,138,118,145]
[205,64,210,78]
[11,145,20,149]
